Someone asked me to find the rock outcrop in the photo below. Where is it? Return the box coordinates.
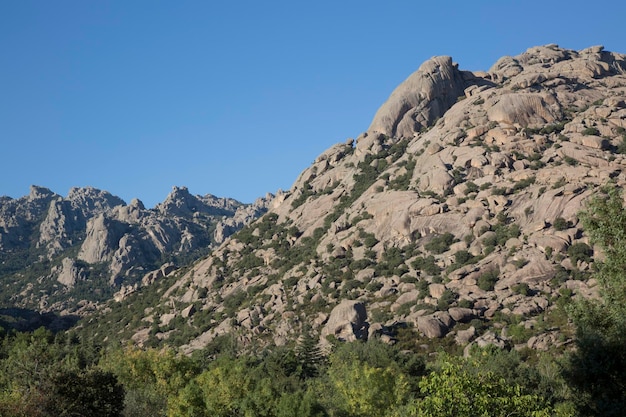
[368,56,473,138]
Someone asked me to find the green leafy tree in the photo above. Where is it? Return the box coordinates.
[99,346,199,417]
[275,390,327,417]
[0,328,124,416]
[565,184,626,415]
[325,359,410,417]
[395,355,554,417]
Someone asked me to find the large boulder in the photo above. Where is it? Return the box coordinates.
[78,214,128,264]
[415,314,450,338]
[56,257,86,288]
[321,300,369,342]
[487,93,560,127]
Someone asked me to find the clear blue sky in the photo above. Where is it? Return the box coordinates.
[2,1,625,207]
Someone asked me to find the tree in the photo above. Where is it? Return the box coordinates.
[317,341,417,417]
[396,354,554,417]
[99,346,199,417]
[565,184,626,415]
[47,369,125,417]
[167,355,272,417]
[0,328,124,416]
[326,359,410,417]
[294,327,325,379]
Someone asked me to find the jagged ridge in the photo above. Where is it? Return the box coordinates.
[0,185,271,314]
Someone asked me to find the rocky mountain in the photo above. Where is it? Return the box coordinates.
[75,44,626,355]
[0,185,271,314]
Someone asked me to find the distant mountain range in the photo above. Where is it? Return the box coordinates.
[0,184,271,317]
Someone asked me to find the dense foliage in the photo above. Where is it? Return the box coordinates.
[0,327,576,417]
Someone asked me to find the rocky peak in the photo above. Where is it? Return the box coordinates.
[0,185,59,250]
[157,186,204,217]
[37,187,127,257]
[368,56,478,138]
[213,193,273,244]
[28,185,55,201]
[1,184,268,312]
[66,186,126,215]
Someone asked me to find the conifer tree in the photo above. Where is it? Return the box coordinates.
[295,326,325,379]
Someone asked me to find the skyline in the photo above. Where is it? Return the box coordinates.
[3,1,626,207]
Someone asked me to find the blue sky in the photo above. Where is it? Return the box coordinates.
[2,1,626,207]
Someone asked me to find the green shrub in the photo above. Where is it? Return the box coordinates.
[425,233,456,254]
[437,289,457,311]
[567,242,593,264]
[553,217,570,231]
[458,299,474,309]
[564,156,578,166]
[512,176,536,193]
[223,290,247,314]
[616,136,626,154]
[361,232,379,248]
[581,127,600,136]
[552,177,567,189]
[512,258,528,269]
[465,181,479,194]
[478,268,500,291]
[411,256,441,276]
[512,283,531,296]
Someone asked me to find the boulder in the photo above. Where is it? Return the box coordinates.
[487,93,560,127]
[448,307,475,323]
[455,326,476,345]
[321,300,369,342]
[415,314,450,338]
[181,304,196,318]
[56,257,86,288]
[463,331,509,357]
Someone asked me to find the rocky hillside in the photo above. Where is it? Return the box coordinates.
[0,185,270,315]
[78,44,626,355]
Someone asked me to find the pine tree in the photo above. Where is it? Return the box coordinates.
[295,326,325,380]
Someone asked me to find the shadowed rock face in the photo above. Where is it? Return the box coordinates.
[321,300,369,343]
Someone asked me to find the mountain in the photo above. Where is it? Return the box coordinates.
[17,44,626,356]
[0,185,271,316]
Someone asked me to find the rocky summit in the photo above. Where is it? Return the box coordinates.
[8,45,626,355]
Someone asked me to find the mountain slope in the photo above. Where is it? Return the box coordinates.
[79,44,626,354]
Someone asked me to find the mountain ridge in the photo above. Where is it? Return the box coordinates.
[0,184,271,316]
